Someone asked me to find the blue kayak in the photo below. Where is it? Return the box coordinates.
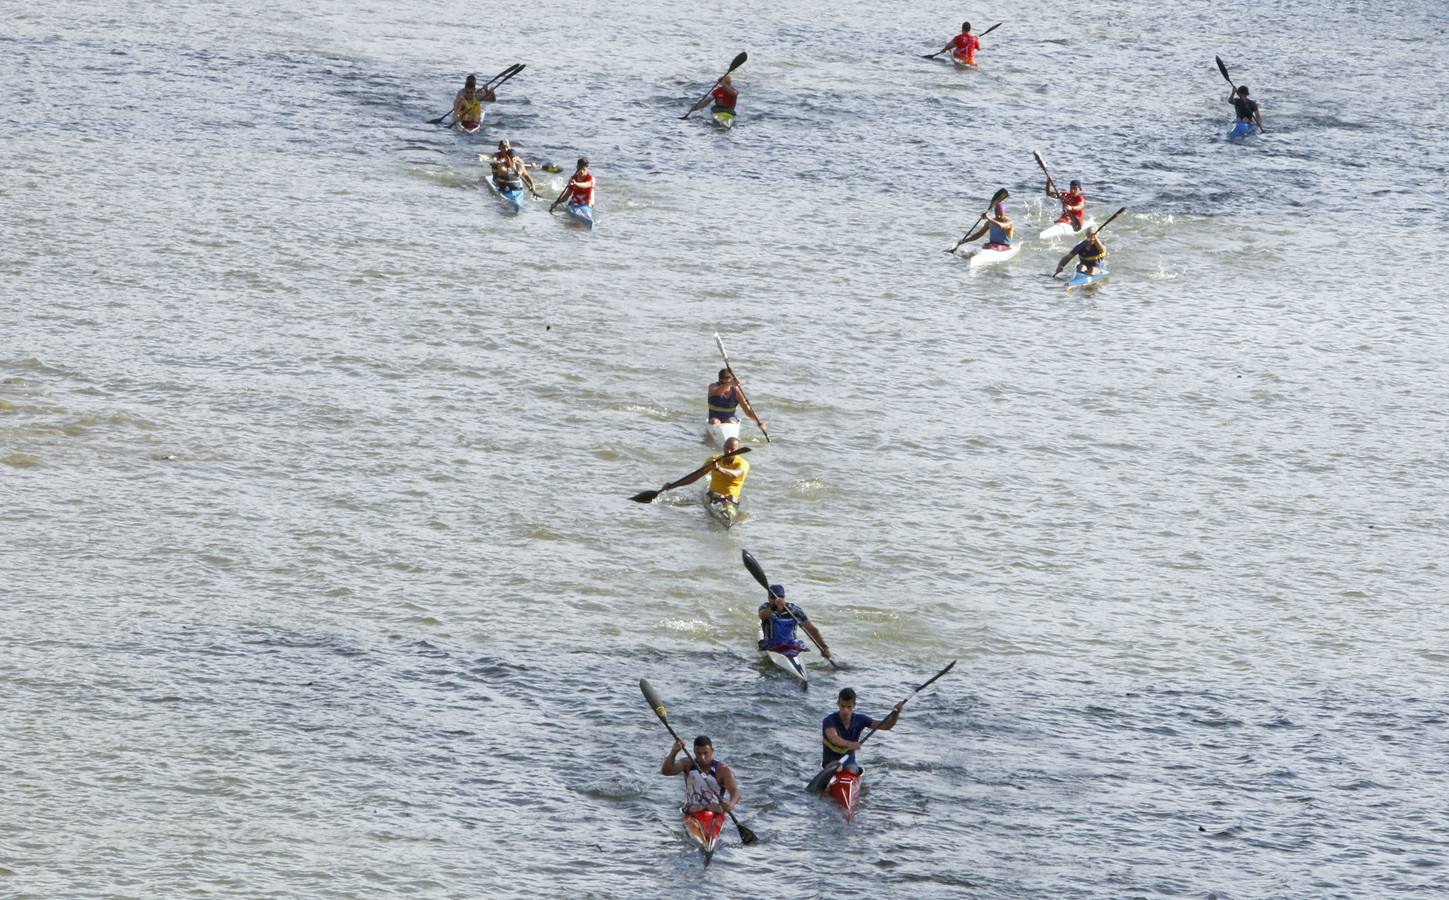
[485,176,526,214]
[565,202,595,230]
[1064,267,1110,292]
[1227,119,1256,140]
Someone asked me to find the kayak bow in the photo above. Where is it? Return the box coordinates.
[683,808,725,864]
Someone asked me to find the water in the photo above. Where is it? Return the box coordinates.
[4,1,1448,896]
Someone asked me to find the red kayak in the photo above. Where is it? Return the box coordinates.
[683,809,724,864]
[827,770,861,821]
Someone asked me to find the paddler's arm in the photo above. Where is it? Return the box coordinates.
[734,385,765,432]
[688,93,713,113]
[661,738,691,775]
[1054,247,1080,276]
[717,765,740,812]
[823,724,858,751]
[1255,108,1266,132]
[800,618,830,658]
[451,91,465,119]
[871,702,906,732]
[482,86,497,102]
[712,460,744,478]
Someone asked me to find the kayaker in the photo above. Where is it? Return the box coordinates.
[565,158,595,208]
[1054,227,1108,277]
[819,688,904,779]
[1229,85,1265,133]
[708,368,765,433]
[671,436,750,512]
[452,74,496,130]
[688,73,738,118]
[935,21,982,66]
[1045,178,1088,231]
[490,140,539,197]
[758,584,831,660]
[662,735,741,816]
[952,202,1014,252]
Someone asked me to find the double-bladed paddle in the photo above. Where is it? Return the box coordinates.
[742,549,841,669]
[714,333,770,443]
[805,660,957,793]
[681,52,748,120]
[923,22,1002,59]
[427,63,526,125]
[629,447,752,503]
[640,679,759,846]
[947,187,1009,253]
[1215,55,1236,90]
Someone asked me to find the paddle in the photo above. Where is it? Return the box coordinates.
[923,22,1002,59]
[714,333,770,443]
[1215,55,1236,90]
[427,64,525,125]
[1032,149,1058,195]
[640,679,759,845]
[947,187,1008,253]
[681,52,748,120]
[806,660,958,793]
[742,550,841,669]
[629,447,752,503]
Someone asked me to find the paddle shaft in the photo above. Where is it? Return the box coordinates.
[641,681,757,844]
[858,660,957,750]
[683,52,748,119]
[741,550,838,669]
[714,334,769,442]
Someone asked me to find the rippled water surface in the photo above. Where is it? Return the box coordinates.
[4,0,1448,897]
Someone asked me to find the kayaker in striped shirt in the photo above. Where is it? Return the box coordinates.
[1055,228,1108,277]
[758,584,832,660]
[820,688,904,777]
[452,74,495,130]
[708,369,765,432]
[662,735,741,815]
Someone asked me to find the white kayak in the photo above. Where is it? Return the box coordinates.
[961,242,1021,269]
[705,420,741,446]
[1038,217,1095,241]
[758,637,808,684]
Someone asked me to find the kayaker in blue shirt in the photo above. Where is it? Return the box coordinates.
[1229,85,1264,133]
[1054,227,1107,277]
[820,687,904,778]
[951,202,1014,252]
[758,584,832,659]
[661,735,741,815]
[708,368,765,433]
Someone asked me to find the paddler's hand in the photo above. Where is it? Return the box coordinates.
[821,646,832,659]
[670,738,685,756]
[708,801,725,814]
[893,701,905,715]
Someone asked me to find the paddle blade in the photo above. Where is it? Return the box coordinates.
[805,763,838,794]
[741,549,771,591]
[1215,55,1233,85]
[989,187,1008,208]
[982,21,1003,37]
[1032,150,1048,173]
[735,819,759,844]
[727,51,748,72]
[916,659,958,693]
[640,679,669,723]
[630,489,662,504]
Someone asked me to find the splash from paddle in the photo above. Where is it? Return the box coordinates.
[806,660,957,793]
[682,52,748,120]
[742,550,842,669]
[640,679,759,845]
[629,447,752,503]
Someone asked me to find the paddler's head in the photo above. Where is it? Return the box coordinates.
[961,21,972,33]
[465,74,477,90]
[717,368,733,384]
[722,437,742,455]
[837,687,857,716]
[720,74,732,86]
[769,584,786,609]
[1086,227,1100,244]
[994,202,1009,220]
[1237,85,1250,97]
[576,157,589,174]
[693,735,714,766]
[1069,179,1081,191]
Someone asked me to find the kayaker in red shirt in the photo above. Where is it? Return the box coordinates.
[688,74,738,117]
[934,22,982,66]
[1046,179,1088,230]
[565,158,594,207]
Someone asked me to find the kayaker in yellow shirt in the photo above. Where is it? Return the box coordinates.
[673,436,750,511]
[452,74,495,130]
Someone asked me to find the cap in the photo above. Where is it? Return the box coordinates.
[1069,179,1081,188]
[769,584,785,598]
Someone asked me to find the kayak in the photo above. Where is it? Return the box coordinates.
[711,110,736,129]
[682,808,724,865]
[458,119,483,134]
[758,638,808,684]
[1228,119,1256,140]
[705,420,741,446]
[947,52,977,70]
[961,242,1021,269]
[826,769,861,821]
[705,493,738,528]
[1038,217,1095,241]
[1064,267,1110,292]
[565,202,595,230]
[484,175,526,214]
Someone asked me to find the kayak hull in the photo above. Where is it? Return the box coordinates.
[1038,218,1095,241]
[759,640,808,684]
[459,118,483,134]
[484,175,525,214]
[827,770,861,821]
[1064,267,1110,292]
[706,494,738,528]
[1228,119,1256,140]
[711,110,736,129]
[705,420,741,446]
[683,809,724,864]
[565,203,595,230]
[963,243,1021,269]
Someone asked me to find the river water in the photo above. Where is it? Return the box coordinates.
[4,0,1448,897]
